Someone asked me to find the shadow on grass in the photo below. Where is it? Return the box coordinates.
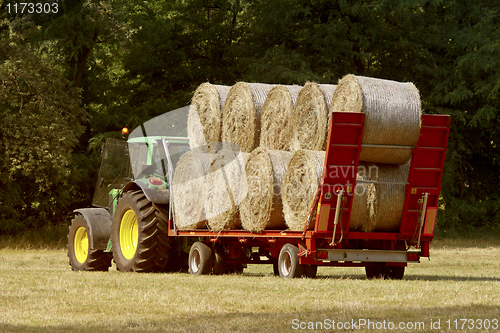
[1,305,499,333]
[243,272,500,282]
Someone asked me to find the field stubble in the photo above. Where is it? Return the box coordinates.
[0,239,499,332]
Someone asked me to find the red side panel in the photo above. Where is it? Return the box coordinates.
[314,112,364,235]
[399,115,450,241]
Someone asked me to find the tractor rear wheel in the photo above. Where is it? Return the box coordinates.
[112,190,171,272]
[67,214,112,271]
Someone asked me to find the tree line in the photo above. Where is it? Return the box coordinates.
[1,0,499,235]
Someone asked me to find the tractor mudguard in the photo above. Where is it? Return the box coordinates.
[74,208,113,250]
[122,181,170,204]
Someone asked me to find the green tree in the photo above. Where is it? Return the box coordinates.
[0,25,88,233]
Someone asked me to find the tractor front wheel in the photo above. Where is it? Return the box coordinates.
[67,214,112,271]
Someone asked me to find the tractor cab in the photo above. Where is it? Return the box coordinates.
[91,136,189,212]
[91,106,191,213]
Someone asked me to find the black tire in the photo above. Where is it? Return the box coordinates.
[225,263,245,274]
[303,265,318,278]
[188,242,214,275]
[365,264,405,280]
[273,262,279,276]
[112,190,171,272]
[365,263,384,279]
[212,245,226,275]
[278,243,304,278]
[384,265,405,280]
[68,214,112,271]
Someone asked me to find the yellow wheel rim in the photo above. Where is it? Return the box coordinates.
[74,226,89,264]
[120,210,138,260]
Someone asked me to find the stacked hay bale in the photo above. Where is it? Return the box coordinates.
[289,83,336,150]
[349,162,377,232]
[176,76,420,233]
[222,82,275,152]
[187,83,231,150]
[368,161,411,232]
[172,149,212,230]
[330,75,421,164]
[239,148,292,232]
[204,145,250,231]
[260,85,302,150]
[281,150,325,231]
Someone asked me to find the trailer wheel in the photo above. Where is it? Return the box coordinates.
[303,265,318,278]
[112,190,171,272]
[365,263,384,279]
[365,264,405,280]
[212,245,226,275]
[188,242,214,275]
[273,263,279,276]
[278,244,304,278]
[67,214,112,271]
[384,265,405,280]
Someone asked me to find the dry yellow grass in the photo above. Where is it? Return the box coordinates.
[0,239,499,332]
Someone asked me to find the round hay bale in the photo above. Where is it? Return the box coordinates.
[330,75,421,164]
[240,148,293,233]
[260,85,302,150]
[289,82,336,151]
[172,150,212,230]
[370,161,411,232]
[187,83,231,150]
[349,163,377,231]
[205,148,250,231]
[222,82,275,152]
[282,150,325,231]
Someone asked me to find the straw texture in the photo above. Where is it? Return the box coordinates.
[205,148,250,231]
[187,83,231,149]
[289,83,336,151]
[282,150,325,231]
[172,150,212,229]
[349,163,377,231]
[260,85,302,150]
[369,161,411,232]
[222,82,275,152]
[240,148,292,232]
[330,75,421,164]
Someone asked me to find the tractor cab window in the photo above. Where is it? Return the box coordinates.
[92,138,132,208]
[128,142,151,179]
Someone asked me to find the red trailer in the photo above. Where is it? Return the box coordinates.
[175,112,450,279]
[68,107,450,279]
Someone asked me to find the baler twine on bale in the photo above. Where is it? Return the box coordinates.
[330,75,421,164]
[205,146,250,231]
[240,148,292,232]
[260,85,302,150]
[172,149,212,230]
[349,162,377,232]
[289,83,337,151]
[369,161,411,232]
[222,82,275,152]
[187,83,231,150]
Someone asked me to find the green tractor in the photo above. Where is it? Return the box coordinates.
[67,107,190,272]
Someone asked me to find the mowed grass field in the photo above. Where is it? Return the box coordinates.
[1,239,499,332]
